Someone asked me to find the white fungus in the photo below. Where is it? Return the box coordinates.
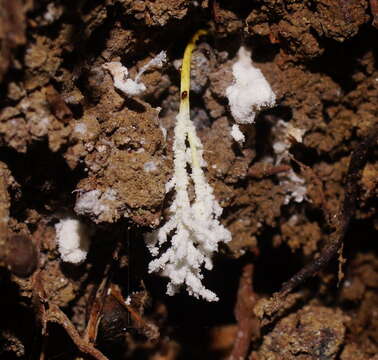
[270,119,308,204]
[55,216,91,264]
[74,189,117,218]
[74,122,87,135]
[102,62,146,96]
[230,124,245,143]
[226,46,276,125]
[281,169,307,204]
[43,3,63,24]
[272,119,306,164]
[145,35,231,302]
[103,51,167,96]
[143,160,158,173]
[145,105,232,301]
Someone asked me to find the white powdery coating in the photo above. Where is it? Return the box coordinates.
[282,169,307,204]
[145,108,231,302]
[135,50,167,82]
[226,47,276,124]
[74,189,117,217]
[272,119,306,164]
[270,119,307,204]
[103,51,166,96]
[102,61,146,96]
[74,122,87,135]
[55,217,91,264]
[31,116,50,137]
[122,79,146,96]
[230,124,245,143]
[143,160,158,173]
[43,3,63,23]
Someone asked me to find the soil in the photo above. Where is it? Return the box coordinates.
[0,0,378,359]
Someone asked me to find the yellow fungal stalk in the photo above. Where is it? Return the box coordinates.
[179,29,207,169]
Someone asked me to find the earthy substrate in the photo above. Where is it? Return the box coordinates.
[0,0,378,359]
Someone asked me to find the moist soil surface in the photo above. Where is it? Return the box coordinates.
[0,1,378,359]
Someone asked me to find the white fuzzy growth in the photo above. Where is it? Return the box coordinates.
[272,120,306,164]
[230,124,245,143]
[44,3,63,23]
[55,217,91,264]
[122,79,146,96]
[74,122,87,135]
[135,51,167,82]
[143,161,158,173]
[282,169,307,204]
[226,47,276,124]
[270,120,307,203]
[102,62,146,96]
[146,108,231,302]
[103,51,166,96]
[74,189,117,217]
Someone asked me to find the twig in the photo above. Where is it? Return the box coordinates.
[228,264,259,360]
[110,285,160,341]
[279,124,378,297]
[31,254,110,360]
[211,0,222,24]
[45,305,109,360]
[255,124,378,324]
[369,0,378,27]
[84,241,121,344]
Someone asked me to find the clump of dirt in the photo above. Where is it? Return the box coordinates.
[245,0,368,60]
[71,97,170,226]
[253,304,348,360]
[1,0,378,359]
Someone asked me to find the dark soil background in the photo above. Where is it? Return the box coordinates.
[1,0,378,359]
